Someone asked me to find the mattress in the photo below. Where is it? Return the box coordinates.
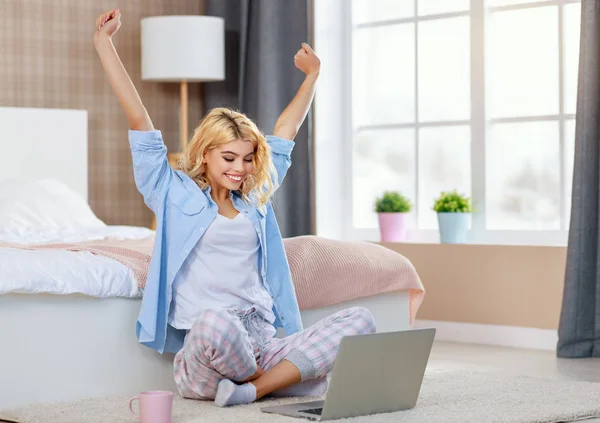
[0,229,426,324]
[0,226,153,298]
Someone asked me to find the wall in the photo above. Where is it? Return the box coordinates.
[1,0,204,227]
[380,242,567,330]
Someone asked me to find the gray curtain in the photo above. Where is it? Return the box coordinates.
[557,0,600,358]
[203,0,314,238]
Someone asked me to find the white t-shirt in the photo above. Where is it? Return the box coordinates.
[168,213,275,330]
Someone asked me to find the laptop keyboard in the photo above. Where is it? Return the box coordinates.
[301,408,323,415]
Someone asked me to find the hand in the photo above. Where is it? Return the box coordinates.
[294,43,320,77]
[94,8,121,44]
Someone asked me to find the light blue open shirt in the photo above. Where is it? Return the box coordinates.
[129,130,304,354]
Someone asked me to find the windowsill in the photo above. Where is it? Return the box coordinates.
[342,228,569,248]
[375,240,567,249]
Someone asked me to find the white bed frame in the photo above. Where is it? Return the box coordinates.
[0,107,412,409]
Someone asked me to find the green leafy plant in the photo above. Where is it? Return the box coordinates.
[432,190,473,213]
[375,191,412,213]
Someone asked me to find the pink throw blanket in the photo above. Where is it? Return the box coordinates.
[283,236,425,324]
[3,235,425,321]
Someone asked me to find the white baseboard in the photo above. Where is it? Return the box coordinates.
[413,319,558,351]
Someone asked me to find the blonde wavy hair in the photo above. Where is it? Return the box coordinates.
[179,107,277,209]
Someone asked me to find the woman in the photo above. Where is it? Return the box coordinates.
[93,8,376,407]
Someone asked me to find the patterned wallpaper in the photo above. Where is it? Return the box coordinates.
[0,0,204,228]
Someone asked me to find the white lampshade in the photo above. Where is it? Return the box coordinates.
[141,16,225,82]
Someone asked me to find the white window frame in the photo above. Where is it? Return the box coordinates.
[341,0,580,246]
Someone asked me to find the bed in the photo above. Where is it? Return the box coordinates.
[0,107,421,410]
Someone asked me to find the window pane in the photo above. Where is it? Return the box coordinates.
[418,126,471,229]
[315,0,340,34]
[353,25,415,126]
[565,119,575,226]
[487,7,559,118]
[486,0,547,7]
[352,0,414,24]
[353,129,416,229]
[564,3,581,115]
[418,0,469,16]
[486,122,561,230]
[418,16,470,122]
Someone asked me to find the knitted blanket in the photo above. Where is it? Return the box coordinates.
[283,236,424,323]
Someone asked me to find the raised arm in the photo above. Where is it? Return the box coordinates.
[93,9,153,131]
[273,43,320,140]
[93,9,174,212]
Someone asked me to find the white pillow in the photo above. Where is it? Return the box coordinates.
[0,179,106,234]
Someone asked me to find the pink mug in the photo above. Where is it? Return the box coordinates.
[129,391,173,423]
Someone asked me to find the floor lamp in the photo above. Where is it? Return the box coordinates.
[141,15,225,229]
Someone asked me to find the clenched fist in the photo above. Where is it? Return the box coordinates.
[294,43,320,76]
[94,8,121,44]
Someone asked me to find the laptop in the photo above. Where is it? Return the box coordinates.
[261,328,435,421]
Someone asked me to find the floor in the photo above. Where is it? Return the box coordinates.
[4,340,600,423]
[430,341,600,422]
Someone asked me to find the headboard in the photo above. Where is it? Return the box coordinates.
[0,107,88,200]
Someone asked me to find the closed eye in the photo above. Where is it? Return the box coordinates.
[222,153,253,163]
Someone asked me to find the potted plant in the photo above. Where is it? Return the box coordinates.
[375,191,412,242]
[432,190,473,244]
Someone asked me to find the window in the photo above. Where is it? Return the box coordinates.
[344,0,581,245]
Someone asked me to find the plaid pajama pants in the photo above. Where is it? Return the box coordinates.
[173,305,376,400]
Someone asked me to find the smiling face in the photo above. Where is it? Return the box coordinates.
[181,107,276,207]
[203,138,255,191]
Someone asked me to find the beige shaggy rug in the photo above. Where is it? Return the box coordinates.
[3,367,600,423]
